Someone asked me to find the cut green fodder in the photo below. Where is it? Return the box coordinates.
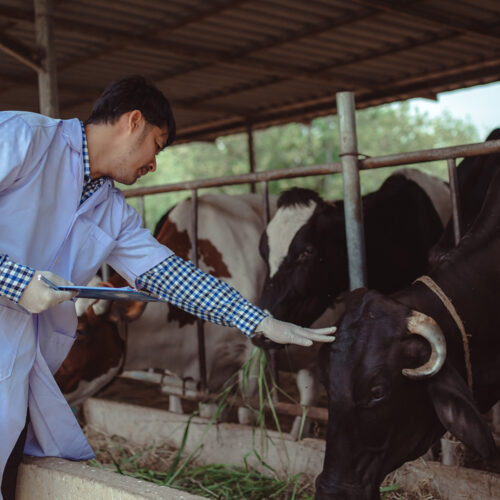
[85,349,442,499]
[85,427,315,499]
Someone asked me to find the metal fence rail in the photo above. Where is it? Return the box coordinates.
[122,139,500,199]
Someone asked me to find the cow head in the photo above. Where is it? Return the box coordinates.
[55,277,133,406]
[55,299,125,406]
[315,288,495,499]
[259,188,347,327]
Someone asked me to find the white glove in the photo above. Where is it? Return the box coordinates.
[19,271,77,314]
[253,315,336,347]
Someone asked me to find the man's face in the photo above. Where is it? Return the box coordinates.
[111,114,169,185]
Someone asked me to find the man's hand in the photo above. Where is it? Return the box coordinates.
[19,271,77,313]
[252,315,336,347]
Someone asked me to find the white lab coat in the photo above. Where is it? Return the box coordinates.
[0,111,173,485]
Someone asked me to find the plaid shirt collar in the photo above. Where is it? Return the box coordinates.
[80,121,106,205]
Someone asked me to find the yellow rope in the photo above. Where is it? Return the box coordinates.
[414,275,473,391]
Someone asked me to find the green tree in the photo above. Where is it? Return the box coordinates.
[122,102,480,231]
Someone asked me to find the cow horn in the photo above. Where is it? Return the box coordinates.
[402,311,446,379]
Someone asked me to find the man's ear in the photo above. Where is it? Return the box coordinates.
[127,109,144,132]
[428,361,496,458]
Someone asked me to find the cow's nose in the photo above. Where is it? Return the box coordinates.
[315,477,365,500]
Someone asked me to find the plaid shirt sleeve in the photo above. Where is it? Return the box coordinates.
[0,253,35,303]
[137,255,267,336]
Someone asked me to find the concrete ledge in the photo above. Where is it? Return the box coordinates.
[85,398,500,499]
[84,397,325,477]
[395,459,500,499]
[17,456,204,500]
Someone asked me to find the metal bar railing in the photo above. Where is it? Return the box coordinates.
[190,188,208,392]
[447,158,462,246]
[123,139,500,199]
[337,91,367,290]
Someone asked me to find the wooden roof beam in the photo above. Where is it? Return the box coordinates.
[0,6,33,22]
[0,32,41,72]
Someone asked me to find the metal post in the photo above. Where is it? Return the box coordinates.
[261,180,270,223]
[336,92,367,289]
[447,158,462,246]
[191,189,207,391]
[247,124,256,193]
[137,196,146,227]
[101,264,110,282]
[34,0,59,117]
[259,179,279,395]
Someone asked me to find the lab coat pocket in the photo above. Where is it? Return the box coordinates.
[0,304,32,381]
[44,330,77,375]
[72,222,116,285]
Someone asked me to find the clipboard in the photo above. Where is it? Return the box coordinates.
[38,275,163,302]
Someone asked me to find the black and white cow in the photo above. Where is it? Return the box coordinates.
[257,168,451,437]
[259,168,450,327]
[315,166,500,499]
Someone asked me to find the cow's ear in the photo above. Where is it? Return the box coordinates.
[428,361,496,458]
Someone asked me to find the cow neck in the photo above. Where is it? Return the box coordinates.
[393,280,471,391]
[414,275,472,391]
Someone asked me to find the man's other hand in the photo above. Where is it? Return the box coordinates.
[19,271,77,313]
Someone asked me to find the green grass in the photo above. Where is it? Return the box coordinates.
[87,348,426,499]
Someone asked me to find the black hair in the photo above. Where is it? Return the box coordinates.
[277,187,324,208]
[85,75,176,147]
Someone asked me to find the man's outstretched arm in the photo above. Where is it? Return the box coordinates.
[138,255,335,346]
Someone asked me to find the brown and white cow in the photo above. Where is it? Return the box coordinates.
[55,193,276,420]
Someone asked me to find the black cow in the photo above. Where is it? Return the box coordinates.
[315,168,500,499]
[429,128,500,266]
[259,168,450,327]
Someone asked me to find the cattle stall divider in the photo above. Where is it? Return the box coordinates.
[118,92,500,424]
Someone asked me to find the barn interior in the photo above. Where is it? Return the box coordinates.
[2,1,500,499]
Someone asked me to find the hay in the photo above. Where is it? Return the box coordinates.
[83,350,442,499]
[382,469,442,499]
[84,426,316,499]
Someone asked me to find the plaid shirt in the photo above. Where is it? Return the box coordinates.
[138,256,265,335]
[0,122,265,335]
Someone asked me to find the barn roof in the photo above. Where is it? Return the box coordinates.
[1,0,499,143]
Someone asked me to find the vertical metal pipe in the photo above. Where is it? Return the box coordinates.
[247,124,256,193]
[336,92,367,289]
[34,0,59,117]
[447,158,462,246]
[261,180,270,223]
[259,180,279,393]
[101,264,110,282]
[191,189,207,391]
[137,196,146,227]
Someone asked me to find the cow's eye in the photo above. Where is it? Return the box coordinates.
[297,245,314,262]
[370,385,386,401]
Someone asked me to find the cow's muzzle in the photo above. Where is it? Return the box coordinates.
[315,477,373,500]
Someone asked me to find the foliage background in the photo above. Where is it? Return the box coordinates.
[120,102,481,231]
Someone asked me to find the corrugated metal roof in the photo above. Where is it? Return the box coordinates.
[0,0,499,143]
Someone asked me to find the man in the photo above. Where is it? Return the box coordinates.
[0,75,335,498]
